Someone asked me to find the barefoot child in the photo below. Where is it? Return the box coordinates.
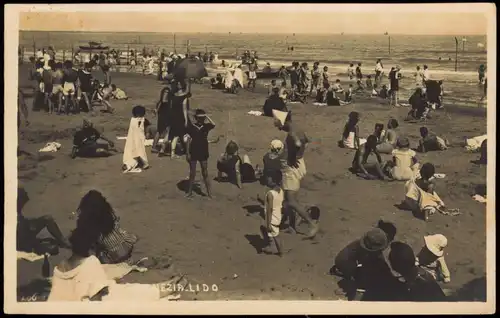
[185,109,215,198]
[261,170,285,256]
[351,135,386,180]
[416,234,451,283]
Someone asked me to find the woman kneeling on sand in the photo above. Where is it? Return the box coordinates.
[71,119,116,159]
[382,137,420,181]
[48,218,186,301]
[351,135,386,180]
[216,140,260,189]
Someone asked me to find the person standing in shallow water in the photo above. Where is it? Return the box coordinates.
[185,109,216,199]
[273,110,319,238]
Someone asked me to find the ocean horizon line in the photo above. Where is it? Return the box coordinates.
[19,30,487,37]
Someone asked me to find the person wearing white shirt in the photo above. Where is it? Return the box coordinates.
[414,65,424,88]
[43,50,51,69]
[422,65,431,94]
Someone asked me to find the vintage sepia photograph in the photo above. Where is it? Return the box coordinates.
[4,3,495,315]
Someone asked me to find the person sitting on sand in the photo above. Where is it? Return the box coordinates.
[17,187,70,254]
[365,75,373,90]
[378,84,389,99]
[341,111,366,149]
[371,84,379,97]
[71,119,116,159]
[210,73,225,90]
[288,85,308,104]
[351,135,386,180]
[382,137,420,181]
[314,85,327,104]
[262,139,285,187]
[416,234,451,283]
[72,190,139,265]
[388,241,447,302]
[48,222,185,301]
[325,85,350,106]
[216,140,259,189]
[263,87,288,117]
[110,84,128,100]
[267,79,278,96]
[122,106,150,173]
[332,79,344,94]
[403,163,447,221]
[417,127,449,153]
[261,170,285,256]
[406,87,427,121]
[331,227,402,301]
[376,119,399,154]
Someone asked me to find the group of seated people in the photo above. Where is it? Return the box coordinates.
[405,81,444,121]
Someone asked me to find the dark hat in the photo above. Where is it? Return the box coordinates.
[388,242,416,274]
[397,137,410,149]
[194,109,207,117]
[359,228,389,252]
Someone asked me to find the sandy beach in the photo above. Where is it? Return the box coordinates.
[16,61,488,302]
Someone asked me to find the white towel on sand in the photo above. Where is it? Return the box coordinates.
[247,110,263,116]
[39,142,61,153]
[123,117,148,172]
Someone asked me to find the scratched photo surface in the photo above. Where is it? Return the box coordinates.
[4,3,495,315]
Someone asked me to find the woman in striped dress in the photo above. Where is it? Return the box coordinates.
[74,190,138,265]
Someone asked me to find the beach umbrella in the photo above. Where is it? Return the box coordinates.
[173,57,208,81]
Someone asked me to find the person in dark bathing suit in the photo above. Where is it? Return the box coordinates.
[263,87,288,117]
[77,63,94,112]
[162,80,190,158]
[185,109,216,199]
[351,135,386,180]
[71,119,116,159]
[152,84,173,153]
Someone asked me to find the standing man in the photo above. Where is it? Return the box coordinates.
[422,65,431,94]
[414,65,424,89]
[389,66,401,107]
[272,109,319,239]
[310,62,321,96]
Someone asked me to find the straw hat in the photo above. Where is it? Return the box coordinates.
[424,234,448,257]
[359,228,389,252]
[272,109,289,127]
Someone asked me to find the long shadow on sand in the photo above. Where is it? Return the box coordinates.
[242,204,265,219]
[176,179,205,196]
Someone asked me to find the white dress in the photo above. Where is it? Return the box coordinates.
[48,255,160,301]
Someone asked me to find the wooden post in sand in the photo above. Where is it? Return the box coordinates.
[454,37,458,72]
[388,36,391,55]
[127,45,130,65]
[174,33,177,54]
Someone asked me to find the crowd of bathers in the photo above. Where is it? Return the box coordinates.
[16,50,487,302]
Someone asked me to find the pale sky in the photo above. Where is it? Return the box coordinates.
[16,4,491,35]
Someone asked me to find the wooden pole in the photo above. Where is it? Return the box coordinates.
[454,37,458,72]
[174,33,177,54]
[388,36,391,55]
[127,45,130,65]
[187,40,190,56]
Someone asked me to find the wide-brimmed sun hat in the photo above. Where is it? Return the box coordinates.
[359,228,389,252]
[424,234,448,257]
[270,139,284,152]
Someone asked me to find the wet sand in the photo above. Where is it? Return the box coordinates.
[16,65,487,301]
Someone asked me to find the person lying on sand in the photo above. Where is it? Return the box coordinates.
[71,119,116,159]
[382,137,420,182]
[417,127,449,153]
[17,187,71,254]
[351,135,387,180]
[216,140,260,189]
[376,119,399,154]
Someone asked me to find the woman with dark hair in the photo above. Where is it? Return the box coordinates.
[123,106,150,172]
[152,84,172,153]
[73,190,138,265]
[341,111,366,149]
[164,80,190,158]
[48,221,186,301]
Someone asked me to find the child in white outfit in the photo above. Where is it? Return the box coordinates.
[416,234,451,283]
[261,170,285,256]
